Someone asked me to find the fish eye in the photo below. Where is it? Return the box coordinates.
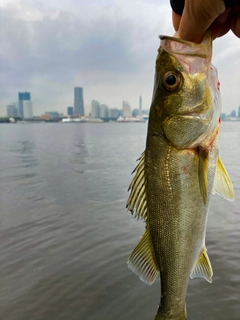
[162,71,181,91]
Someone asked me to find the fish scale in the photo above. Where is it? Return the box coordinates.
[126,33,234,320]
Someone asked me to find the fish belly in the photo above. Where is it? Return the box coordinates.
[146,135,213,319]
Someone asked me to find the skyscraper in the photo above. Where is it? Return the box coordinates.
[18,92,31,118]
[23,101,33,118]
[122,101,131,117]
[74,87,84,116]
[99,104,109,118]
[91,100,100,118]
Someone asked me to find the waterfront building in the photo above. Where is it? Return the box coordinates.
[7,104,18,117]
[18,92,31,118]
[139,96,142,115]
[45,111,59,118]
[23,101,33,118]
[132,109,140,117]
[108,108,119,119]
[238,106,240,118]
[74,87,84,116]
[221,113,226,121]
[122,101,132,117]
[91,100,100,118]
[99,104,109,118]
[67,106,74,116]
[230,110,236,117]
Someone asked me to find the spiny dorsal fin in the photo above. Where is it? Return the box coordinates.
[127,230,159,285]
[126,151,148,221]
[212,156,234,201]
[198,148,209,205]
[190,247,213,283]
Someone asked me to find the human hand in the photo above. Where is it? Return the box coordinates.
[172,0,240,43]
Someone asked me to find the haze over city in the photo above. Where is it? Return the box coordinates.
[1,0,240,116]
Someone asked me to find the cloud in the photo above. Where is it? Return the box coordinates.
[0,0,239,116]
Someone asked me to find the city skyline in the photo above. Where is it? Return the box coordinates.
[1,1,240,117]
[5,88,240,120]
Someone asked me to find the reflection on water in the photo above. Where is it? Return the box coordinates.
[0,122,239,320]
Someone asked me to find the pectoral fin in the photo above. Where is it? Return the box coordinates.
[127,230,159,285]
[212,156,234,201]
[190,247,213,283]
[198,148,209,205]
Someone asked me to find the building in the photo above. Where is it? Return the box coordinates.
[139,96,142,115]
[91,100,100,118]
[132,109,140,117]
[238,106,240,118]
[74,87,84,116]
[18,92,31,118]
[67,106,74,116]
[40,114,51,120]
[122,101,131,117]
[99,104,109,118]
[7,104,18,117]
[45,111,59,118]
[23,101,33,118]
[230,110,236,117]
[108,108,119,119]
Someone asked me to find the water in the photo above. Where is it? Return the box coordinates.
[0,122,239,320]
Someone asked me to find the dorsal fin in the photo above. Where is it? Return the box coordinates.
[198,148,209,205]
[126,151,148,221]
[190,247,213,283]
[212,156,234,201]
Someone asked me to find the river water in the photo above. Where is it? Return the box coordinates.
[0,122,239,320]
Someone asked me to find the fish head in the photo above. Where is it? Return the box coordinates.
[149,33,221,149]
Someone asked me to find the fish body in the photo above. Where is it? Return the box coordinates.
[126,34,234,320]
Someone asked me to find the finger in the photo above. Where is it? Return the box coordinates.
[210,8,231,39]
[231,7,240,38]
[178,0,225,43]
[172,11,181,31]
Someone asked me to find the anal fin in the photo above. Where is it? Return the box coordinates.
[190,247,213,283]
[127,230,159,285]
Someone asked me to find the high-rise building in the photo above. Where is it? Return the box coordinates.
[7,104,18,117]
[91,100,100,118]
[109,108,119,119]
[18,92,31,118]
[67,106,74,116]
[122,101,131,117]
[238,106,240,118]
[99,104,109,118]
[74,87,84,116]
[23,101,33,118]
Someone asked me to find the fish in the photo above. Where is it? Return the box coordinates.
[126,33,234,320]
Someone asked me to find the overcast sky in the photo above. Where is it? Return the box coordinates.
[1,0,240,116]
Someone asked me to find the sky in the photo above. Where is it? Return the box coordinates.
[1,0,240,116]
